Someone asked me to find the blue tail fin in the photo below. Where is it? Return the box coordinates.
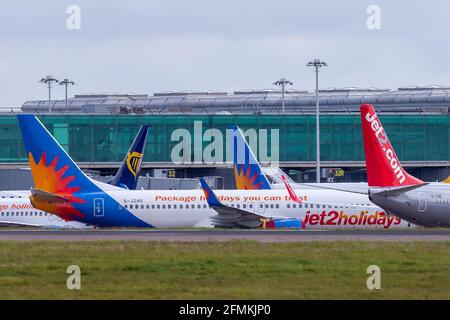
[229,125,271,190]
[108,125,150,190]
[17,114,151,227]
[17,114,99,195]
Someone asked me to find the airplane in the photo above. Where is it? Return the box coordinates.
[230,125,417,229]
[360,103,450,228]
[16,114,415,229]
[0,124,149,228]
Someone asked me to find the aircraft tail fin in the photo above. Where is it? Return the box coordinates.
[229,125,271,190]
[360,104,423,187]
[18,114,100,194]
[108,125,150,190]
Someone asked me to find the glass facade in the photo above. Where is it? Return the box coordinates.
[0,114,449,163]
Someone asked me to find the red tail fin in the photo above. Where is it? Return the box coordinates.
[360,104,423,187]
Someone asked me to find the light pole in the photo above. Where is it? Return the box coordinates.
[307,59,328,183]
[59,79,75,110]
[39,75,59,113]
[273,78,293,113]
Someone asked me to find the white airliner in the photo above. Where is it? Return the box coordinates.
[0,124,150,228]
[0,191,87,228]
[18,114,418,229]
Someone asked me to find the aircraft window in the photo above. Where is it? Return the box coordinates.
[0,213,3,216]
[265,204,269,209]
[124,205,128,209]
[305,204,308,208]
[203,204,207,209]
[243,204,246,209]
[141,205,144,209]
[17,212,19,216]
[231,204,235,207]
[260,204,263,208]
[152,205,155,209]
[287,204,290,209]
[129,204,133,209]
[157,205,160,209]
[19,196,22,198]
[162,205,166,209]
[179,204,183,209]
[6,212,9,216]
[168,205,171,209]
[20,212,24,216]
[236,204,240,208]
[196,204,200,209]
[146,205,149,209]
[275,204,279,209]
[322,205,326,209]
[270,204,274,209]
[174,204,177,209]
[249,204,253,209]
[316,205,320,209]
[45,213,48,216]
[191,204,195,209]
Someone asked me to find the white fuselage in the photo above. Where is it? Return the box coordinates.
[0,192,88,229]
[105,188,416,229]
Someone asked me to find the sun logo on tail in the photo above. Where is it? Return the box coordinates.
[28,152,85,221]
[126,151,143,177]
[234,164,265,190]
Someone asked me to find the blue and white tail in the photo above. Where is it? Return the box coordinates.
[17,115,151,227]
[229,125,271,190]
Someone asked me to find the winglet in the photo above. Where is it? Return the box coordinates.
[281,175,302,203]
[199,178,223,207]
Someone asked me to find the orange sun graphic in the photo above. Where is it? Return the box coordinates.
[28,152,86,221]
[234,164,263,190]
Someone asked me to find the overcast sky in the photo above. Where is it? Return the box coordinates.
[1,0,450,106]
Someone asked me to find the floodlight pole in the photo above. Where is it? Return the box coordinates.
[39,75,59,113]
[273,78,293,114]
[59,79,75,110]
[307,59,328,183]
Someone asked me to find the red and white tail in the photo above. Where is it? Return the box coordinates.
[360,104,423,187]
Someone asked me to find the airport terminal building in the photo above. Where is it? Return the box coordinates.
[1,85,450,188]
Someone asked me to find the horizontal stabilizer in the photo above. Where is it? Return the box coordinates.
[30,189,70,203]
[370,183,428,197]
